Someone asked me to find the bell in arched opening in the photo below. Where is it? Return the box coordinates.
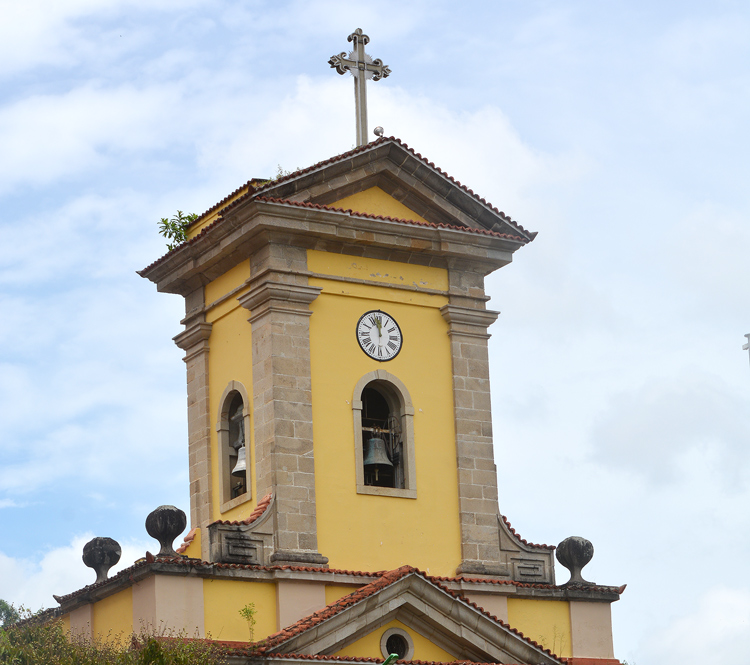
[363,436,393,485]
[231,444,247,478]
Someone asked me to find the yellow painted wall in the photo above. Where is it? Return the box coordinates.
[507,598,572,658]
[332,187,431,225]
[181,528,202,559]
[333,619,456,661]
[60,613,70,634]
[205,260,250,306]
[92,587,132,644]
[308,252,448,292]
[307,250,462,577]
[203,579,277,642]
[324,584,359,605]
[205,261,256,523]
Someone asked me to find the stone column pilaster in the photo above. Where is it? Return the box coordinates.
[173,320,213,561]
[238,262,328,567]
[441,295,503,576]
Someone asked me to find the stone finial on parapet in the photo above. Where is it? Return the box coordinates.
[145,505,187,557]
[556,536,595,586]
[82,537,122,584]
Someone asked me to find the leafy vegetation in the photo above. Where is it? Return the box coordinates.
[238,603,256,641]
[157,210,199,251]
[0,607,227,665]
[0,601,19,629]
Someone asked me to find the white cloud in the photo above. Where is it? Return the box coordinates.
[0,534,152,611]
[589,371,750,484]
[645,586,750,665]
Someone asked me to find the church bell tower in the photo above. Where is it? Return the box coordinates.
[140,132,558,583]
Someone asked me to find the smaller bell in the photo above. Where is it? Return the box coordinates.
[231,445,247,477]
[363,437,393,469]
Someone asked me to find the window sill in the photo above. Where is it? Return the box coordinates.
[356,485,417,499]
[220,492,252,514]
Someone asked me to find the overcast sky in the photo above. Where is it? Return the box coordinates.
[1,2,749,664]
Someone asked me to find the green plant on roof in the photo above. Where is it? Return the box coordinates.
[158,210,199,251]
[239,602,257,641]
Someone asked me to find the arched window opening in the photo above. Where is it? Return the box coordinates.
[361,385,404,489]
[228,393,247,499]
[352,370,416,499]
[217,381,252,512]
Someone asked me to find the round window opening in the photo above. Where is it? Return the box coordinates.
[386,634,408,659]
[380,628,414,660]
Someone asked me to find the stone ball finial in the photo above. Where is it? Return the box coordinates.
[145,505,187,557]
[556,536,595,586]
[82,537,122,584]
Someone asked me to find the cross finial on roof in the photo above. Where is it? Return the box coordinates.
[329,29,391,147]
[743,333,750,366]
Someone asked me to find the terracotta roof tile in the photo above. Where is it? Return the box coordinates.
[140,136,535,276]
[251,565,564,664]
[209,492,273,527]
[183,178,266,231]
[500,513,555,550]
[255,136,535,239]
[229,653,502,665]
[252,566,417,654]
[175,527,197,554]
[53,559,382,604]
[254,197,530,242]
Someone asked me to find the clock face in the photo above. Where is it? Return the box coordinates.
[356,310,402,361]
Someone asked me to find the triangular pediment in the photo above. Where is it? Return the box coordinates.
[255,137,535,241]
[252,567,562,665]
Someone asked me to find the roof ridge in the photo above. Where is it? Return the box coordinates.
[252,566,417,654]
[253,136,535,240]
[417,569,564,663]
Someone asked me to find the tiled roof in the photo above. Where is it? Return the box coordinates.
[175,527,197,554]
[210,492,273,527]
[184,178,268,231]
[140,136,535,276]
[53,557,381,605]
[254,197,530,242]
[500,513,555,550]
[233,653,502,665]
[253,136,535,238]
[251,565,563,663]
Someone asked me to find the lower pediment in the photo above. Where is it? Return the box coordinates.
[252,567,562,665]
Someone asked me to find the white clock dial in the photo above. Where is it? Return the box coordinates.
[356,310,403,361]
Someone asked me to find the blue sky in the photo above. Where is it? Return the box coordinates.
[1,2,750,664]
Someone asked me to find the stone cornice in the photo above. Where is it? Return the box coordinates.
[140,200,523,296]
[173,321,212,358]
[440,305,500,334]
[238,282,322,324]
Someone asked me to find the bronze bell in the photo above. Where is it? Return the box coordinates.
[363,437,393,469]
[231,445,247,477]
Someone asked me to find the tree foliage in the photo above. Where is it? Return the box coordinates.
[0,601,19,629]
[0,610,227,665]
[157,211,199,251]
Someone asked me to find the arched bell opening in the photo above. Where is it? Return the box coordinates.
[217,381,252,511]
[227,392,247,499]
[361,382,404,489]
[352,371,416,498]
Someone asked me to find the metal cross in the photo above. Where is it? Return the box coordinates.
[329,28,391,147]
